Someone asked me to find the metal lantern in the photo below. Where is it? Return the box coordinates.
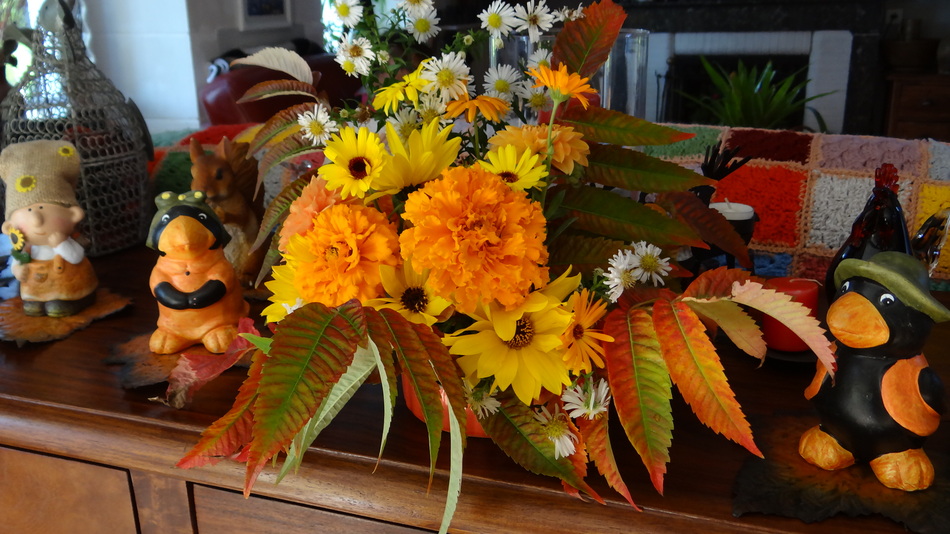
[0,4,152,256]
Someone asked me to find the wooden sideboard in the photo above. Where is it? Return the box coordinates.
[886,73,950,142]
[0,247,941,533]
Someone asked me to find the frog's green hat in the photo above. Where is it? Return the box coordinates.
[835,251,950,322]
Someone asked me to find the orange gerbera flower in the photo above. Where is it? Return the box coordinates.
[488,124,590,175]
[560,288,614,374]
[400,166,549,313]
[445,93,510,123]
[277,174,345,252]
[262,203,399,321]
[527,63,597,109]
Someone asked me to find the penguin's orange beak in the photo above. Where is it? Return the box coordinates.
[827,291,889,348]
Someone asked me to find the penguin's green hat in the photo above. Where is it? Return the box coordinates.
[835,251,950,322]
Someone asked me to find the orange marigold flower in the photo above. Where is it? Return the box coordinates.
[527,63,597,109]
[560,288,614,374]
[445,93,510,123]
[277,174,346,252]
[400,166,549,313]
[488,124,589,175]
[263,203,399,320]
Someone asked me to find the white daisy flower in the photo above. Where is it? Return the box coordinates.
[398,0,434,18]
[376,49,391,65]
[415,91,451,126]
[466,383,501,419]
[333,0,363,28]
[420,51,470,102]
[519,85,551,114]
[526,48,553,71]
[533,405,577,459]
[387,107,420,142]
[562,379,611,420]
[605,248,639,302]
[408,6,440,43]
[630,241,672,286]
[335,35,375,77]
[483,64,521,97]
[557,4,585,22]
[513,0,556,44]
[297,103,338,146]
[478,0,518,40]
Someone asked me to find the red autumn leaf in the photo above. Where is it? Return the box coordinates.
[730,280,836,375]
[652,300,762,458]
[551,0,626,78]
[578,413,639,509]
[236,77,323,104]
[177,345,266,469]
[247,102,314,156]
[165,317,259,409]
[681,266,763,300]
[603,307,674,494]
[559,415,601,503]
[658,192,752,269]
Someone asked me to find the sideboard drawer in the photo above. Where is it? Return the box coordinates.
[893,82,950,120]
[192,484,426,533]
[887,74,950,141]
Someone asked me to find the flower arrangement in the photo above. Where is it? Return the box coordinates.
[178,1,835,531]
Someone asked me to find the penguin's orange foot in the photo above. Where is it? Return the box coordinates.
[870,449,934,491]
[202,324,238,354]
[799,425,855,470]
[150,328,193,355]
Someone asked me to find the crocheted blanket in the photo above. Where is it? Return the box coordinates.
[644,125,950,286]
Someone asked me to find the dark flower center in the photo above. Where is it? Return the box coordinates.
[572,324,585,340]
[505,317,534,349]
[401,286,428,313]
[499,171,518,183]
[349,157,370,179]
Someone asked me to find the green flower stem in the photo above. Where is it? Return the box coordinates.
[538,96,564,210]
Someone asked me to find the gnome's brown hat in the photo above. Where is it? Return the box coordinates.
[0,140,82,219]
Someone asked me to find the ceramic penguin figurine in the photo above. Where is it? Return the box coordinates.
[799,251,949,491]
[146,191,249,354]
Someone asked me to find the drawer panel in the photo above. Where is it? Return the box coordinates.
[893,82,950,120]
[890,120,950,142]
[193,484,425,533]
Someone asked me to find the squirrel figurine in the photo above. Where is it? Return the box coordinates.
[800,251,949,491]
[189,136,265,288]
[146,191,248,354]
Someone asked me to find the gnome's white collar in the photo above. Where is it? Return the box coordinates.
[28,237,85,264]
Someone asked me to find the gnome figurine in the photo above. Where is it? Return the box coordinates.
[0,140,97,317]
[799,251,949,491]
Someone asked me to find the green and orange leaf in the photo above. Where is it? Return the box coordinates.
[557,185,706,248]
[258,130,325,178]
[237,78,323,104]
[177,345,266,469]
[578,413,639,509]
[248,103,313,157]
[481,392,601,500]
[551,0,626,78]
[682,298,766,361]
[559,416,599,502]
[681,267,763,300]
[603,307,673,494]
[585,144,714,193]
[547,233,629,276]
[658,192,752,268]
[730,281,835,374]
[244,300,366,494]
[252,173,312,252]
[558,105,696,147]
[652,300,762,458]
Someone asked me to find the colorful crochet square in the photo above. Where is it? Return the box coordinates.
[929,140,950,181]
[794,252,833,284]
[642,124,724,160]
[914,182,950,278]
[712,163,807,248]
[817,134,924,175]
[725,128,812,164]
[805,172,872,249]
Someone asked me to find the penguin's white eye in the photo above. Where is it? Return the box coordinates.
[880,293,896,306]
[161,214,170,223]
[840,280,851,293]
[198,213,207,220]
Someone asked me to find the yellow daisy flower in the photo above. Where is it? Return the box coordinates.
[478,144,548,191]
[444,93,510,123]
[527,63,597,109]
[365,259,452,326]
[560,288,614,374]
[446,289,572,405]
[318,126,390,199]
[373,120,460,197]
[262,204,399,322]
